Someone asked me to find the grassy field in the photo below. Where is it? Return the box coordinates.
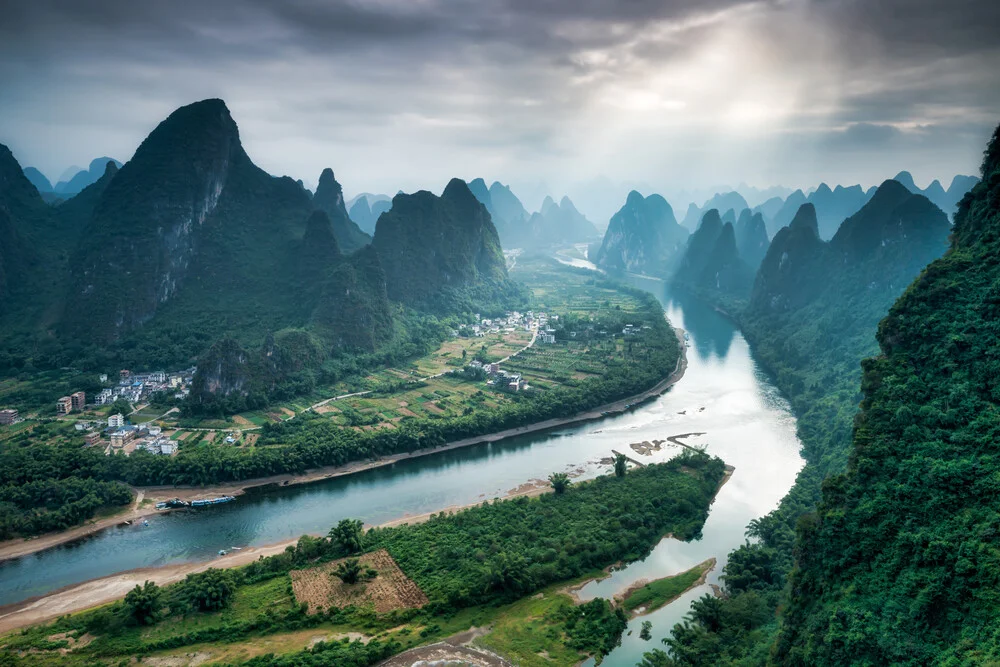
[619,559,714,615]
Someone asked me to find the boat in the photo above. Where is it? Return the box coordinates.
[230,546,243,551]
[218,550,228,556]
[155,498,190,510]
[190,496,236,507]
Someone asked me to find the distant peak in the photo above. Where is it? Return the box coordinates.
[442,177,476,203]
[625,190,645,206]
[789,203,819,237]
[892,170,918,191]
[318,168,336,186]
[469,177,487,189]
[699,208,722,230]
[103,161,119,177]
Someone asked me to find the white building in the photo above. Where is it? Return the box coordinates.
[108,413,125,429]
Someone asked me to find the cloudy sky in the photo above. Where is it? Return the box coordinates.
[1,0,998,217]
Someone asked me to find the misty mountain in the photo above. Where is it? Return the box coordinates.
[751,180,949,316]
[735,208,770,270]
[593,190,689,276]
[767,183,873,239]
[672,209,756,307]
[893,169,979,218]
[52,157,123,196]
[312,167,372,253]
[680,191,750,232]
[524,195,599,247]
[21,167,52,193]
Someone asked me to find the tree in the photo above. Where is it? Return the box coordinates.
[122,580,161,625]
[181,568,237,611]
[333,558,363,584]
[328,518,365,555]
[640,620,653,641]
[110,398,132,416]
[549,472,571,494]
[614,453,628,477]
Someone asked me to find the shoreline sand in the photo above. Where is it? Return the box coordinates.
[0,328,689,633]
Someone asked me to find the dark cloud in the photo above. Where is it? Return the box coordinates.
[0,0,997,209]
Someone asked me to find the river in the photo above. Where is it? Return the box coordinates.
[0,269,803,667]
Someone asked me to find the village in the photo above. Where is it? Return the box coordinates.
[0,366,198,458]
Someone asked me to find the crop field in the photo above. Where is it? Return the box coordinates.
[327,375,504,426]
[290,549,428,614]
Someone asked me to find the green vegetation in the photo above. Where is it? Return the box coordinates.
[619,560,711,615]
[771,123,1000,664]
[593,190,689,276]
[1,450,724,666]
[548,472,571,493]
[645,179,953,663]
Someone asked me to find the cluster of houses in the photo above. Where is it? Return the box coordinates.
[456,311,558,342]
[466,360,528,392]
[76,412,176,456]
[94,368,195,406]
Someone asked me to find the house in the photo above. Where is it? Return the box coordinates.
[149,371,166,383]
[148,425,162,436]
[96,388,114,405]
[108,413,125,429]
[0,409,17,425]
[71,391,86,411]
[84,432,102,446]
[99,374,108,383]
[109,428,136,448]
[159,442,176,455]
[119,369,131,382]
[56,396,73,415]
[541,333,556,344]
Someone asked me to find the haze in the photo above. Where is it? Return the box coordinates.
[2,0,998,216]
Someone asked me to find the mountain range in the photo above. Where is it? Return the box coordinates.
[467,178,598,250]
[0,99,521,408]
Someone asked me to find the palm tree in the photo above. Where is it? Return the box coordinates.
[333,558,363,584]
[549,472,571,494]
[327,518,364,554]
[614,453,628,477]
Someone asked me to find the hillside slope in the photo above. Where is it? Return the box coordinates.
[774,124,1000,665]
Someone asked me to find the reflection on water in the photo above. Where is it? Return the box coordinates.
[0,262,803,667]
[667,290,736,361]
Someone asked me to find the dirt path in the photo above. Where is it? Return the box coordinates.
[0,327,687,567]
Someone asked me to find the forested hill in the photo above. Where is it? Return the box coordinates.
[593,190,689,276]
[773,124,1000,665]
[372,178,521,312]
[671,209,756,309]
[643,179,953,665]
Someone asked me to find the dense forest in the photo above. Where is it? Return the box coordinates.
[771,123,1000,664]
[642,176,955,661]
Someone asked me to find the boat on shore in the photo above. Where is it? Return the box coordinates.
[190,496,236,508]
[155,498,190,510]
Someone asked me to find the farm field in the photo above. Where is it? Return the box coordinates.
[291,549,428,614]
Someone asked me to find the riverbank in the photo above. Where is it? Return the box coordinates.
[0,474,562,635]
[0,326,689,566]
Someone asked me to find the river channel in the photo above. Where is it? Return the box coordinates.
[0,269,803,667]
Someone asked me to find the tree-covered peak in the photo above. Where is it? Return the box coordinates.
[787,202,819,237]
[698,208,723,233]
